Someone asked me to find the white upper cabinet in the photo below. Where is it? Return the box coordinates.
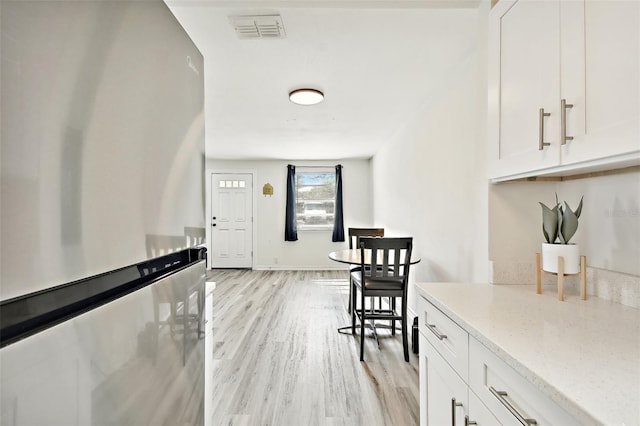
[489,0,561,178]
[561,0,639,165]
[489,0,640,181]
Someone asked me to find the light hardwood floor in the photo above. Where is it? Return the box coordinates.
[205,269,420,426]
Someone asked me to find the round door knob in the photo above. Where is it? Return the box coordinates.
[212,223,217,227]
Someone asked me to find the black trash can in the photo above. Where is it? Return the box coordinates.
[411,316,419,354]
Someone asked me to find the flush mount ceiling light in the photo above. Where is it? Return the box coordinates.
[289,88,324,106]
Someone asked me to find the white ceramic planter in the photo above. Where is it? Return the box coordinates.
[541,243,581,274]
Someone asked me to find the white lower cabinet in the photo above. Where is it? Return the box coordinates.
[418,295,499,426]
[420,333,498,426]
[418,295,579,426]
[420,334,468,426]
[469,337,578,426]
[467,391,500,426]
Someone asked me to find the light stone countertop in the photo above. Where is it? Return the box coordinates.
[415,282,640,426]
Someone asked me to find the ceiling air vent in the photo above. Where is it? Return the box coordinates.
[229,15,286,39]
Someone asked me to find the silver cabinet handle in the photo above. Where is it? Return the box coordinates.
[465,416,477,426]
[451,398,463,426]
[561,98,574,145]
[489,386,538,425]
[426,321,447,340]
[538,108,551,150]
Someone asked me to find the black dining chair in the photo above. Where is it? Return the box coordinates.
[347,228,385,314]
[351,236,413,362]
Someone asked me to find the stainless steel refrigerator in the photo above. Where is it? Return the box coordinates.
[1,0,207,423]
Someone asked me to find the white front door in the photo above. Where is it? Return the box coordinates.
[210,173,253,268]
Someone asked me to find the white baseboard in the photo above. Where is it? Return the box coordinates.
[253,265,346,271]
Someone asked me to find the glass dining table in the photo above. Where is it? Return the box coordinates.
[328,249,421,267]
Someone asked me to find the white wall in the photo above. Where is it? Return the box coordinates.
[371,6,489,312]
[205,158,373,269]
[489,171,640,277]
[563,172,640,275]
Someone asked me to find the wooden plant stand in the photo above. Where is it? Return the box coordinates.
[536,253,587,301]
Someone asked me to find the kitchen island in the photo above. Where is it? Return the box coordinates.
[415,282,639,425]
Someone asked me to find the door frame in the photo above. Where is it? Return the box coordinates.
[207,169,257,269]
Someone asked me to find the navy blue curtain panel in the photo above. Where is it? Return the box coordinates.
[332,164,345,242]
[285,164,298,241]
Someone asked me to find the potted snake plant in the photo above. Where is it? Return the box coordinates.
[539,194,583,274]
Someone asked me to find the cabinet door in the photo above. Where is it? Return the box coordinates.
[488,0,561,179]
[468,391,501,426]
[561,0,640,164]
[420,334,468,426]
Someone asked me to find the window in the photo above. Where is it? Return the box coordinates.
[295,171,335,230]
[285,164,344,242]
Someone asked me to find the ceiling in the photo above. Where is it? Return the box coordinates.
[166,0,480,160]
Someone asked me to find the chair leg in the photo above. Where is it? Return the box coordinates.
[351,281,357,334]
[391,297,396,336]
[360,290,366,362]
[402,300,409,362]
[348,277,352,314]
